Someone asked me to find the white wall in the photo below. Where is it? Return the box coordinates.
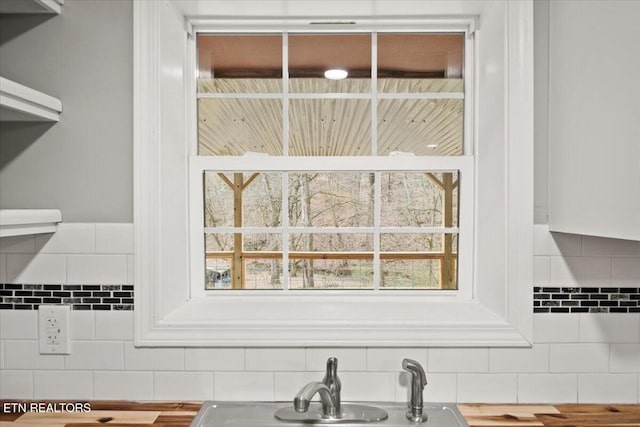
[0,0,133,222]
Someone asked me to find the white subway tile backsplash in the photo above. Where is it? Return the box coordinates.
[245,348,305,371]
[64,341,123,370]
[70,311,95,340]
[274,371,322,401]
[579,314,640,343]
[550,344,609,373]
[305,348,366,372]
[549,257,610,287]
[367,348,427,372]
[397,372,457,403]
[154,372,213,400]
[534,226,582,256]
[428,348,488,373]
[126,254,134,285]
[6,254,66,284]
[517,374,577,403]
[0,310,38,340]
[35,223,95,254]
[124,342,184,371]
[578,374,638,403]
[1,219,639,404]
[582,236,640,257]
[0,370,33,399]
[185,348,245,371]
[67,255,127,284]
[94,371,153,400]
[95,224,134,254]
[533,314,580,343]
[611,258,640,286]
[214,372,274,401]
[339,372,396,401]
[533,256,551,286]
[0,235,36,254]
[95,311,133,340]
[457,374,517,403]
[489,345,549,373]
[34,371,93,399]
[610,344,640,372]
[5,340,64,370]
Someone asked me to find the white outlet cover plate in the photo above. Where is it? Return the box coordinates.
[38,304,71,354]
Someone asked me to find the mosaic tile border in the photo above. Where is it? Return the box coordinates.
[2,284,639,313]
[0,284,133,310]
[534,287,640,313]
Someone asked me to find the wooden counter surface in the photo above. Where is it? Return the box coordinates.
[1,401,638,426]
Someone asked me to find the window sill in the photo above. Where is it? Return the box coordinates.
[136,294,530,347]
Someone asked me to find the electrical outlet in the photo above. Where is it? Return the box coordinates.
[39,305,71,354]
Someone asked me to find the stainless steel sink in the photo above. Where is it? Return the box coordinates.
[189,402,469,427]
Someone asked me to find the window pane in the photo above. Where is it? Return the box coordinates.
[380,233,458,289]
[289,233,373,289]
[377,33,464,93]
[244,233,283,290]
[205,233,283,290]
[377,99,463,155]
[289,99,371,156]
[198,99,283,156]
[197,34,282,93]
[380,172,459,227]
[204,233,232,289]
[289,34,371,93]
[289,172,374,227]
[204,172,283,228]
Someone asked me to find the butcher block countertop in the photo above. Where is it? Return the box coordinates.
[1,401,639,427]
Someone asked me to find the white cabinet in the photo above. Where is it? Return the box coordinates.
[548,1,640,241]
[0,1,64,237]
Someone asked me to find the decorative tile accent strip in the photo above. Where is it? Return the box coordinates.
[533,287,640,313]
[0,284,133,310]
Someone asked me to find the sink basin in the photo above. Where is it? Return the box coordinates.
[190,402,469,427]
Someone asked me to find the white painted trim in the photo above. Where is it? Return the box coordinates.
[0,77,62,122]
[135,1,534,348]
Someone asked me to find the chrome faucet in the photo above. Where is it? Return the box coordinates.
[402,358,428,423]
[322,357,341,414]
[293,381,338,418]
[292,357,342,419]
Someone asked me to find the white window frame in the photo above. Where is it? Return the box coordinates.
[190,28,472,298]
[134,1,534,347]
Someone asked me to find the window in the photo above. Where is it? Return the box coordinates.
[191,32,470,293]
[135,1,534,347]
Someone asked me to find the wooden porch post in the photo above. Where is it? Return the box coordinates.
[232,173,244,289]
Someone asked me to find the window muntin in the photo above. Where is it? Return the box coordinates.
[195,31,467,292]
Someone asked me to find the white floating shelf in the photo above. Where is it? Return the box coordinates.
[0,0,63,15]
[0,209,62,237]
[0,76,62,122]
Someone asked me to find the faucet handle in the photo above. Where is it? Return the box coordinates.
[322,357,341,413]
[402,358,427,387]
